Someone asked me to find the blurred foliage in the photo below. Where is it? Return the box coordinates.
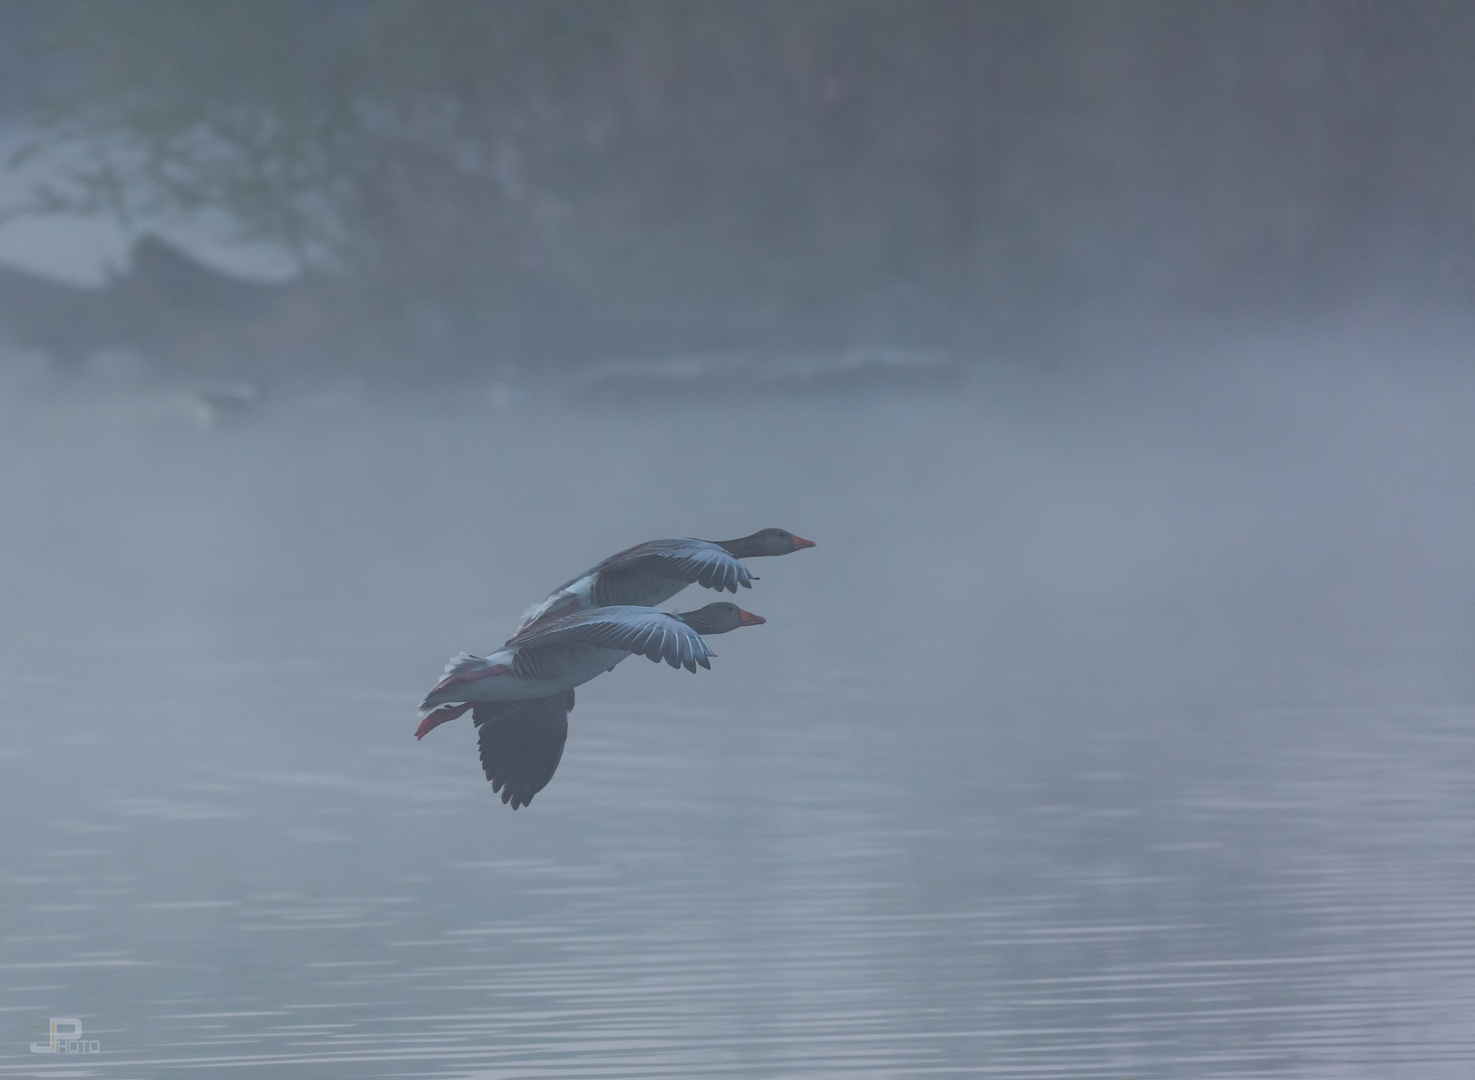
[10,0,1475,367]
[18,1,615,265]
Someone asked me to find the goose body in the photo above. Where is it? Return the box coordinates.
[415,602,765,736]
[518,528,813,632]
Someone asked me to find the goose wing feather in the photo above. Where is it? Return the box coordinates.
[474,691,573,810]
[519,539,754,634]
[588,538,753,594]
[511,606,715,670]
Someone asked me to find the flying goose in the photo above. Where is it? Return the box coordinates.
[415,601,765,807]
[517,528,813,632]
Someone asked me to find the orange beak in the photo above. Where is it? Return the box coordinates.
[738,609,767,626]
[790,534,816,550]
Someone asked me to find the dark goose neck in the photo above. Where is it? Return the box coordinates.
[715,533,765,559]
[675,607,725,636]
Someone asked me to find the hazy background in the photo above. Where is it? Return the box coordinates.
[1,0,1475,375]
[1,4,1475,1078]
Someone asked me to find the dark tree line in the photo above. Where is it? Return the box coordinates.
[5,0,1475,373]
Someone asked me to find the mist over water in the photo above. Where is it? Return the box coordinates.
[1,316,1474,1076]
[1,3,1474,1074]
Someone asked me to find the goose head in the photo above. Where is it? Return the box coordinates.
[676,601,766,635]
[718,528,815,558]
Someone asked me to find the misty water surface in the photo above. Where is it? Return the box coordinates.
[2,319,1475,1077]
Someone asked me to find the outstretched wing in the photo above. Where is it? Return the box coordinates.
[474,690,574,810]
[517,538,754,634]
[510,606,715,672]
[596,538,754,594]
